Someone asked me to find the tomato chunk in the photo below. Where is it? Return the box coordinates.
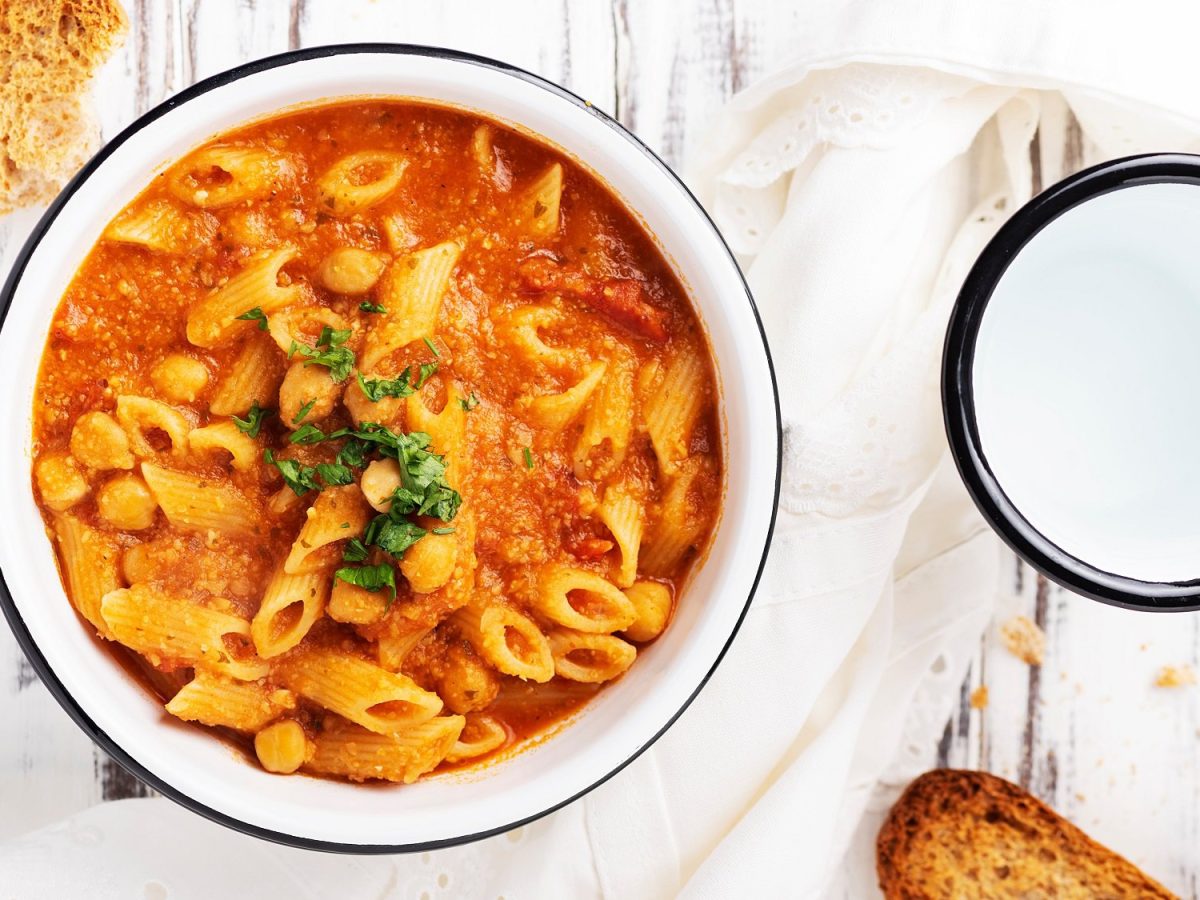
[519,257,669,342]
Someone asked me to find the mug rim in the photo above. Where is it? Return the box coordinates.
[943,152,1200,612]
[0,43,783,852]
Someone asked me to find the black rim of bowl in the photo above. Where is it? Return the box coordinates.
[0,44,783,853]
[944,152,1200,613]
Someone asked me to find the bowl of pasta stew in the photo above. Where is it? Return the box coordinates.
[0,45,779,850]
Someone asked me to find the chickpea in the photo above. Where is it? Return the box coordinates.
[151,354,209,403]
[35,454,90,511]
[317,247,387,295]
[400,526,457,594]
[360,458,401,512]
[122,543,154,584]
[438,643,500,714]
[328,578,388,625]
[278,361,343,428]
[96,474,158,531]
[254,720,310,774]
[622,582,672,642]
[70,411,133,470]
[344,376,405,428]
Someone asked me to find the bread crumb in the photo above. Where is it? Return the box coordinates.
[1000,615,1045,666]
[969,685,989,709]
[1154,664,1197,688]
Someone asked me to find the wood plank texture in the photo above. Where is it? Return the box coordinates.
[0,3,1195,895]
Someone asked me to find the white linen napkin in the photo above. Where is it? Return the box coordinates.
[6,3,1200,897]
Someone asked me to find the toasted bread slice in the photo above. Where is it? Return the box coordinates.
[0,0,128,213]
[877,770,1176,899]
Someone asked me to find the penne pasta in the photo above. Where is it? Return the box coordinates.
[361,241,461,372]
[520,163,563,237]
[644,344,706,477]
[307,715,465,784]
[100,584,267,681]
[141,463,259,536]
[275,648,443,734]
[596,483,644,589]
[532,565,636,633]
[517,361,606,432]
[549,629,637,683]
[574,348,636,478]
[446,713,508,764]
[315,151,407,217]
[116,396,191,458]
[283,485,371,574]
[53,514,122,638]
[500,305,577,369]
[168,145,293,208]
[208,334,285,416]
[166,671,295,732]
[189,420,260,472]
[452,596,554,683]
[187,247,303,348]
[640,457,707,576]
[251,567,330,658]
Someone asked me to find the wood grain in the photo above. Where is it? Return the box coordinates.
[0,3,1195,895]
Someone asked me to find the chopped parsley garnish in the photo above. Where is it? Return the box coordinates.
[315,462,354,486]
[342,538,369,562]
[321,424,462,523]
[423,337,440,357]
[232,402,271,438]
[356,362,437,403]
[364,516,427,556]
[523,446,534,470]
[290,423,326,445]
[263,448,321,496]
[459,393,480,411]
[334,564,396,602]
[290,326,355,383]
[236,307,269,331]
[292,398,317,424]
[266,422,460,572]
[359,301,387,314]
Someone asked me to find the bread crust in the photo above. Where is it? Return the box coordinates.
[876,769,1177,899]
[0,0,128,212]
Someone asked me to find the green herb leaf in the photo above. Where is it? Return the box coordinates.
[431,527,455,535]
[416,362,438,388]
[315,462,354,486]
[523,446,534,470]
[290,423,326,445]
[423,337,440,357]
[236,307,269,331]
[359,301,387,314]
[292,398,317,424]
[292,327,355,383]
[364,516,427,556]
[232,402,271,438]
[264,448,321,496]
[458,393,480,411]
[334,564,396,602]
[356,362,437,403]
[356,370,416,402]
[342,538,369,562]
[336,437,371,469]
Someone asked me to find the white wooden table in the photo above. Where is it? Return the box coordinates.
[1,2,1197,894]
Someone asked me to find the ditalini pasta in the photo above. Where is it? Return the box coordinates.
[32,99,722,784]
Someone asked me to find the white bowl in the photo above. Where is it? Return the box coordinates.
[0,45,780,851]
